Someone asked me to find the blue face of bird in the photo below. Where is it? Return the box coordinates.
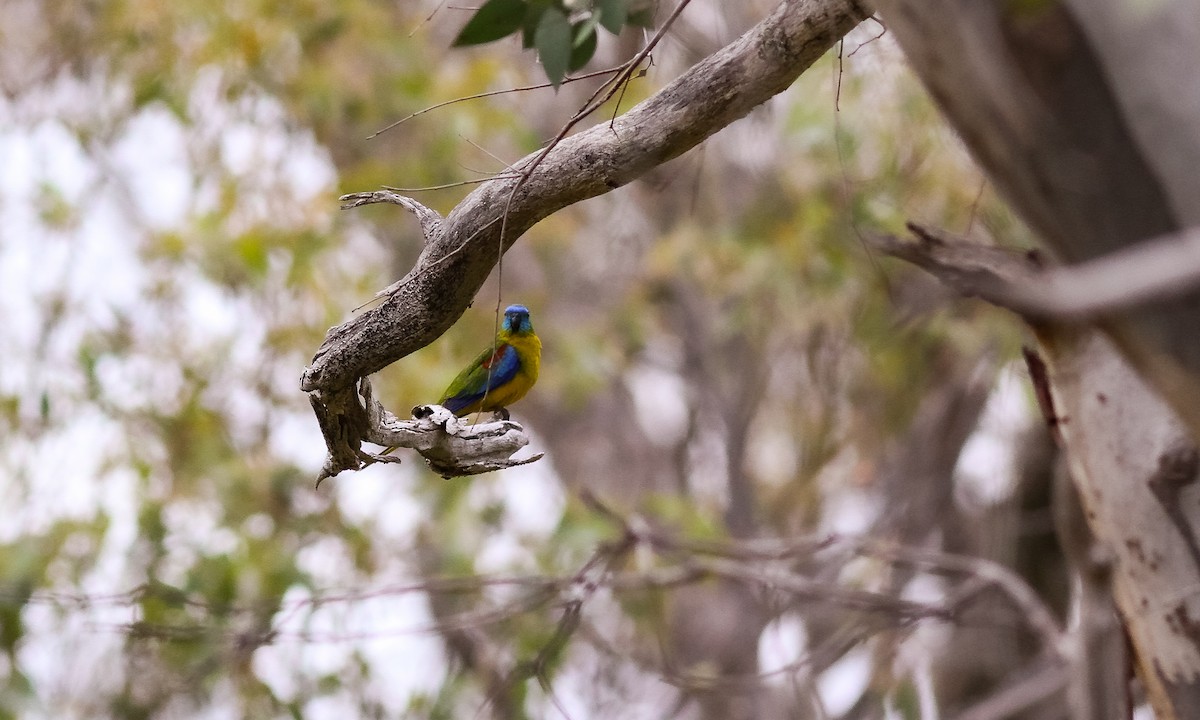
[503,305,532,334]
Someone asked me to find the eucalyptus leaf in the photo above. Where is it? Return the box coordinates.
[521,0,552,48]
[628,5,655,28]
[569,20,598,72]
[535,7,572,87]
[452,0,528,47]
[596,0,627,34]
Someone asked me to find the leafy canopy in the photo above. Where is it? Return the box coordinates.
[453,0,655,87]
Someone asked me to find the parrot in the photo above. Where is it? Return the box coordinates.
[439,304,541,418]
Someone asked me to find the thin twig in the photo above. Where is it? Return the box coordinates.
[379,175,521,192]
[409,0,450,37]
[368,65,632,139]
[835,38,844,111]
[964,176,987,237]
[476,537,636,720]
[846,15,887,57]
[460,135,519,173]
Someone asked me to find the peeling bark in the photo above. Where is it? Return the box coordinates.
[360,377,542,479]
[1041,327,1200,720]
[873,231,1200,719]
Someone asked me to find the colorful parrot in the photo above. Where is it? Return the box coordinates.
[440,304,541,418]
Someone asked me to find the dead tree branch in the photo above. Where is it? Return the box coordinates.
[302,0,870,480]
[879,222,1200,323]
[352,376,543,481]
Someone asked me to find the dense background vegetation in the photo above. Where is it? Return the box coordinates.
[0,1,1060,717]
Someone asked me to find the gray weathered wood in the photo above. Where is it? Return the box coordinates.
[360,378,543,479]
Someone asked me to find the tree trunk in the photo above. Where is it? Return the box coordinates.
[869,1,1200,715]
[872,232,1200,718]
[871,0,1200,437]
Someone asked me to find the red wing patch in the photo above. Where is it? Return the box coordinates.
[481,345,508,369]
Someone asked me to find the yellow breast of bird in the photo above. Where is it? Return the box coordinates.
[480,332,540,411]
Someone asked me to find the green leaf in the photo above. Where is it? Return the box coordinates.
[233,231,270,278]
[521,1,549,48]
[596,0,627,34]
[535,7,572,87]
[522,14,538,47]
[452,0,528,47]
[574,14,600,46]
[569,20,598,72]
[628,6,655,28]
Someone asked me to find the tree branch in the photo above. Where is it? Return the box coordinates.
[879,222,1200,322]
[356,377,543,480]
[302,0,870,479]
[867,224,1045,314]
[873,223,1200,438]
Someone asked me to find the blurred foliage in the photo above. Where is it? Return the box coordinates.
[453,0,655,86]
[0,0,1043,718]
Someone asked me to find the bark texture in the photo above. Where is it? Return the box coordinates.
[874,231,1200,719]
[866,3,1200,712]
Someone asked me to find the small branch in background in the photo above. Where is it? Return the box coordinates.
[867,224,1043,314]
[876,222,1200,321]
[950,655,1069,720]
[581,490,1063,653]
[366,64,633,139]
[851,541,1065,656]
[43,513,1069,718]
[1022,347,1063,445]
[475,532,637,720]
